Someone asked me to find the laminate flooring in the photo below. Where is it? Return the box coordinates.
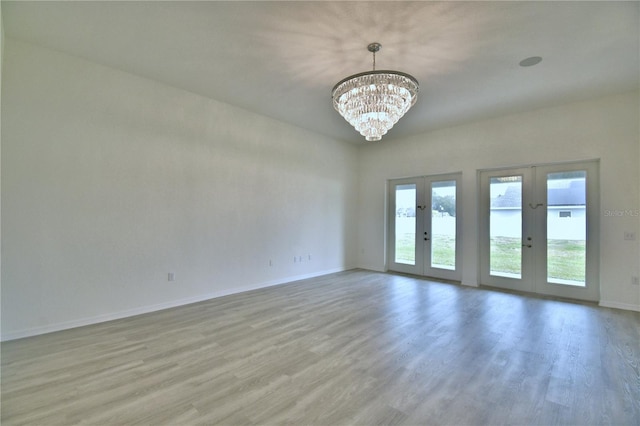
[2,270,639,425]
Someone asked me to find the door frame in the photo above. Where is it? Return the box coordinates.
[424,173,462,281]
[387,173,462,281]
[534,161,600,301]
[478,160,599,302]
[478,167,535,293]
[387,177,424,276]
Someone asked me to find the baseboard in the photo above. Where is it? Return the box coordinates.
[599,300,640,312]
[0,267,347,342]
[358,264,385,273]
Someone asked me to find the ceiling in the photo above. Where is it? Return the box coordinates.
[3,1,639,144]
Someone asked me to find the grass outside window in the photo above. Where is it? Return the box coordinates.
[397,235,585,282]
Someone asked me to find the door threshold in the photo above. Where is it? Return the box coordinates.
[479,283,599,307]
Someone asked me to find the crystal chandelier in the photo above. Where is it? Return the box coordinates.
[332,43,419,142]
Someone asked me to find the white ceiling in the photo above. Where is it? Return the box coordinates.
[3,1,639,144]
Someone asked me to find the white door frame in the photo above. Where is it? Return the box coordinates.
[387,173,462,281]
[479,160,599,301]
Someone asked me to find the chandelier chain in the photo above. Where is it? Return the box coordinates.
[367,42,381,71]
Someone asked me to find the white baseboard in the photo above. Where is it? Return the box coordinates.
[1,267,347,342]
[599,300,640,312]
[358,264,385,273]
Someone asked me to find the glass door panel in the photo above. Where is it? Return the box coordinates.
[546,171,587,286]
[394,183,417,265]
[480,168,533,294]
[430,180,457,271]
[388,179,424,275]
[489,176,523,279]
[536,161,598,302]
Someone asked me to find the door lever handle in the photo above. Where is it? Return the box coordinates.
[522,244,532,248]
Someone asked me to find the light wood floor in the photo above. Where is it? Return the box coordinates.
[2,270,639,425]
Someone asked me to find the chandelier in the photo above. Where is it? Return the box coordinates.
[332,43,419,142]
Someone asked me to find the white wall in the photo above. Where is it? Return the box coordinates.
[1,39,359,340]
[357,91,640,311]
[0,2,4,335]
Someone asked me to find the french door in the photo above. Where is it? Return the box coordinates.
[388,174,462,281]
[479,161,599,301]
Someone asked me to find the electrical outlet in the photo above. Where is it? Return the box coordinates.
[624,231,636,241]
[632,276,639,286]
[168,272,175,282]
